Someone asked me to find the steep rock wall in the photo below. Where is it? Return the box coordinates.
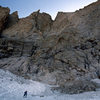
[0,0,100,94]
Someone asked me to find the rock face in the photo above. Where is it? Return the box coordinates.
[0,6,10,33]
[6,11,19,28]
[2,10,52,39]
[0,1,100,94]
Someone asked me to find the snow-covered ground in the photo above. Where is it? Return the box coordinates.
[0,69,100,100]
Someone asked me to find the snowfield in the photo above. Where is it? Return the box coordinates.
[0,69,100,100]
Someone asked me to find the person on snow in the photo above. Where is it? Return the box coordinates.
[23,91,27,98]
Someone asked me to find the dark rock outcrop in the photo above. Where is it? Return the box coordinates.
[6,11,19,28]
[0,6,10,33]
[0,0,100,94]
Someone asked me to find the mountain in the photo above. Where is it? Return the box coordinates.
[0,0,100,94]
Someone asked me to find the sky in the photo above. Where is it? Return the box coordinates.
[0,0,97,19]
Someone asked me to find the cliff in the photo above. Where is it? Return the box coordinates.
[0,0,100,94]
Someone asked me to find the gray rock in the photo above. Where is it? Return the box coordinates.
[0,0,100,94]
[55,80,97,94]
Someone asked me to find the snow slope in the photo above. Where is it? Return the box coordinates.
[0,69,100,100]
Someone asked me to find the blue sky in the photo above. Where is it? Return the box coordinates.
[0,0,97,19]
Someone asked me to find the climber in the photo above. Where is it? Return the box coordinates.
[23,91,27,98]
